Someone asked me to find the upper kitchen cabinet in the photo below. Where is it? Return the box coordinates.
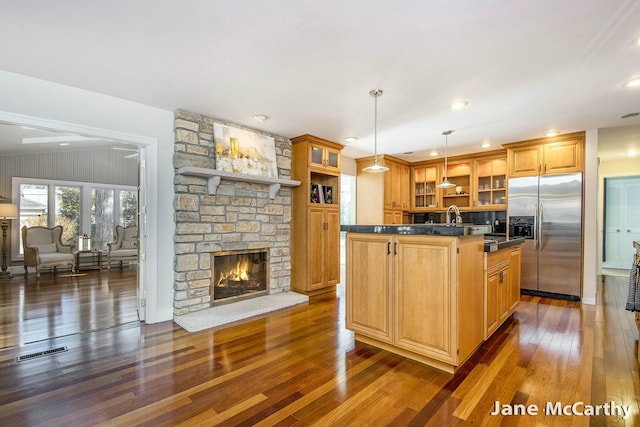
[298,134,342,173]
[411,161,441,211]
[440,160,472,210]
[356,155,410,225]
[506,132,585,177]
[473,151,507,210]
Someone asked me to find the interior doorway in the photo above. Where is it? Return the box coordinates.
[0,113,151,348]
[602,175,640,270]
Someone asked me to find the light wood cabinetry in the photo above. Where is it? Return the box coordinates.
[411,162,441,211]
[308,140,341,172]
[506,132,584,177]
[346,233,485,373]
[441,160,472,209]
[356,155,410,225]
[508,246,521,314]
[473,153,507,210]
[291,134,343,296]
[484,245,521,339]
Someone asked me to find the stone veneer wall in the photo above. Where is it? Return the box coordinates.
[173,109,293,316]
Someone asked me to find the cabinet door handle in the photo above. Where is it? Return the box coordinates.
[394,242,398,255]
[499,271,504,283]
[387,241,391,255]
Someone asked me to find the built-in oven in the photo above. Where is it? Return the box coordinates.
[509,216,534,239]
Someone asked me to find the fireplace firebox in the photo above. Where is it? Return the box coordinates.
[211,249,269,305]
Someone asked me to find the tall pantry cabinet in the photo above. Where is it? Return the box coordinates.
[291,134,343,296]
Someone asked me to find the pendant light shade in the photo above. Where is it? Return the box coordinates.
[363,89,389,173]
[436,130,456,188]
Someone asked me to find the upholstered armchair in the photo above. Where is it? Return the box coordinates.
[22,226,76,277]
[107,225,138,270]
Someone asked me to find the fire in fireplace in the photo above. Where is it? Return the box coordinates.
[211,249,268,305]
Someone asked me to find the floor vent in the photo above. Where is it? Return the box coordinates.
[16,346,68,363]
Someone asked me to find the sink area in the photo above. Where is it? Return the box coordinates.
[428,223,492,235]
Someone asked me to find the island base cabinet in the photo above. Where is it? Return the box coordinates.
[346,233,484,373]
[345,234,393,343]
[394,238,456,363]
[484,245,522,339]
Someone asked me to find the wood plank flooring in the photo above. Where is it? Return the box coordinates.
[0,274,638,426]
[0,268,139,349]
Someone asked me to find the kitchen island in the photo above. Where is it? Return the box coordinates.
[342,224,522,373]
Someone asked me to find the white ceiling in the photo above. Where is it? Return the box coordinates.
[1,0,639,161]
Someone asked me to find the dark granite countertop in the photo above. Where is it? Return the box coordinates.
[340,224,524,252]
[484,237,525,253]
[340,224,488,236]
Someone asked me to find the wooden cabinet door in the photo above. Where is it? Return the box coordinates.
[485,269,499,338]
[394,236,456,363]
[309,143,326,169]
[509,146,542,177]
[383,160,395,209]
[498,266,511,323]
[400,163,410,210]
[307,207,326,290]
[309,143,341,172]
[325,208,341,287]
[543,139,582,175]
[346,234,393,343]
[325,146,341,172]
[509,246,521,312]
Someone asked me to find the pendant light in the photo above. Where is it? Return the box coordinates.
[436,130,456,188]
[362,89,389,173]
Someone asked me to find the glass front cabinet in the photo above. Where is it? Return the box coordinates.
[411,163,441,211]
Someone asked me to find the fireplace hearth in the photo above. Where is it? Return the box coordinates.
[212,249,269,305]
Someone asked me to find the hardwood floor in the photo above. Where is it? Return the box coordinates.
[0,268,139,349]
[0,274,638,426]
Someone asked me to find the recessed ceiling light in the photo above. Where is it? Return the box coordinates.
[636,37,640,46]
[478,142,492,148]
[625,78,640,88]
[59,143,70,146]
[430,150,439,156]
[253,115,269,122]
[450,100,469,110]
[627,150,637,157]
[620,112,640,119]
[344,136,358,143]
[545,130,559,137]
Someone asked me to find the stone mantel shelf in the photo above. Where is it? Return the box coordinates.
[178,166,301,199]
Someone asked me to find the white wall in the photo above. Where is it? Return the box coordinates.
[582,129,598,305]
[0,70,175,323]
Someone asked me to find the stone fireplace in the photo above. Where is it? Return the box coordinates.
[172,109,295,316]
[211,248,269,305]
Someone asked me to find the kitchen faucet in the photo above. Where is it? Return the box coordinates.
[446,205,462,225]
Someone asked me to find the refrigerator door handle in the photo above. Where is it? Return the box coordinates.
[539,203,544,248]
[534,204,539,249]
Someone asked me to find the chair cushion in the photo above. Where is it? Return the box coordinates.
[111,249,137,257]
[39,253,73,263]
[28,229,55,245]
[121,240,137,249]
[33,243,58,253]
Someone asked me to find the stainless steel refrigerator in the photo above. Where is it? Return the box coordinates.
[507,173,583,300]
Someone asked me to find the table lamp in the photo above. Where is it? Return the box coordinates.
[0,203,18,280]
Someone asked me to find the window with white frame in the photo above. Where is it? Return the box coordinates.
[13,178,137,258]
